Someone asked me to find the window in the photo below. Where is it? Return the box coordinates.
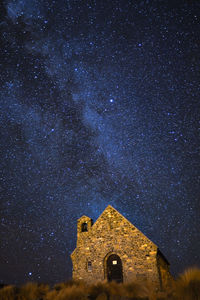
[112,260,117,265]
[81,222,87,232]
[87,261,92,271]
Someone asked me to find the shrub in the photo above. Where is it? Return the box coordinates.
[0,285,17,300]
[46,281,88,300]
[54,279,85,291]
[17,282,49,300]
[88,282,107,300]
[173,267,200,300]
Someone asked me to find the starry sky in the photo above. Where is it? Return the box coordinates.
[0,0,200,285]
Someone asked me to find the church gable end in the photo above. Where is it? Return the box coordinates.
[93,205,157,246]
[71,205,171,292]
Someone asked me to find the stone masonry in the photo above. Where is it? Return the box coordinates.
[71,205,172,292]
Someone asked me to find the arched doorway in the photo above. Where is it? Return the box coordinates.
[106,254,123,283]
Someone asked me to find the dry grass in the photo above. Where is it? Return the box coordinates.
[88,281,123,300]
[46,282,88,300]
[1,268,200,300]
[0,285,17,300]
[173,267,200,300]
[54,279,85,291]
[122,281,147,299]
[17,282,49,300]
[0,282,49,300]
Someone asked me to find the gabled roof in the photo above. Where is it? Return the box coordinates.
[77,215,91,221]
[92,205,158,248]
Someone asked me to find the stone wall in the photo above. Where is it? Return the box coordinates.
[71,205,170,292]
[157,251,173,291]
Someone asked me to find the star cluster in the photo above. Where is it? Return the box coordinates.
[0,0,200,285]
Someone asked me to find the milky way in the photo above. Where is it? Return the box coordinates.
[0,0,200,285]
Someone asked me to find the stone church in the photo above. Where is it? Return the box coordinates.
[71,205,172,291]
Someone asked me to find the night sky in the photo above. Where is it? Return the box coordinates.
[0,0,200,285]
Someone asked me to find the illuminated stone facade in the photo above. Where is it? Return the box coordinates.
[71,205,172,291]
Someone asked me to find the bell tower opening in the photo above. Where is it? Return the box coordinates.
[106,254,123,283]
[81,222,88,232]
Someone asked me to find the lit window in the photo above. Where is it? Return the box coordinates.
[88,261,92,271]
[112,260,117,265]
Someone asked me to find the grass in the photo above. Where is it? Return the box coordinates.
[0,267,200,300]
[173,267,200,300]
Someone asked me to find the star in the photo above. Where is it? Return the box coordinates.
[0,0,199,285]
